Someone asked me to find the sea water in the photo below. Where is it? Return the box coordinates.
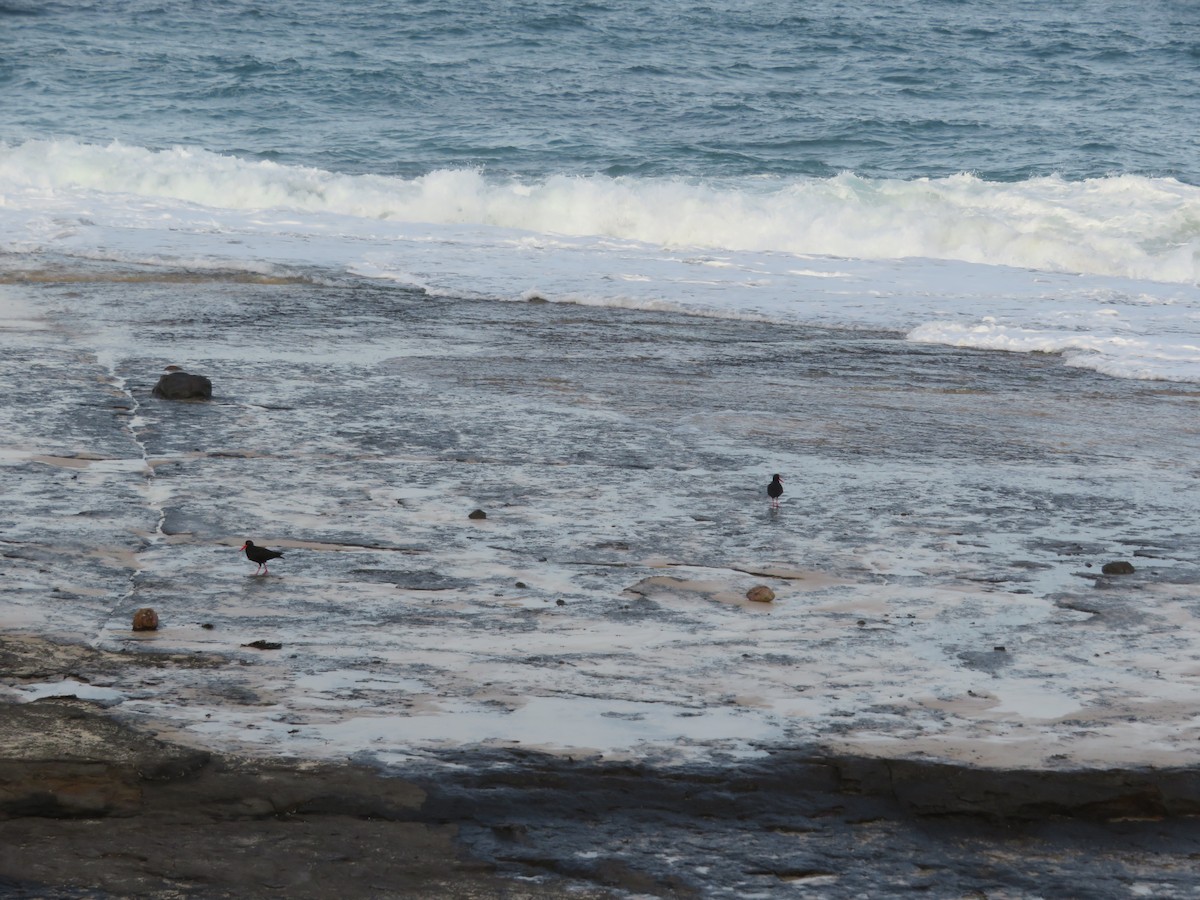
[4,3,1200,894]
[2,0,1199,380]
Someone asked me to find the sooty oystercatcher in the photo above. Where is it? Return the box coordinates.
[767,474,783,508]
[240,540,283,575]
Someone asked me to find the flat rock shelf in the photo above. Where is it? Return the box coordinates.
[2,266,1199,896]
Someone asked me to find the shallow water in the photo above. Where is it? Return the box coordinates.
[3,268,1198,776]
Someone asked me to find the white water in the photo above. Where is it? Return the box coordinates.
[3,139,1200,381]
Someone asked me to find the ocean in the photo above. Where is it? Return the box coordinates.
[4,1,1200,896]
[3,0,1200,380]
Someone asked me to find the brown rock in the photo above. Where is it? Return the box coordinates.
[746,585,775,603]
[1101,560,1135,575]
[131,608,159,631]
[468,509,487,520]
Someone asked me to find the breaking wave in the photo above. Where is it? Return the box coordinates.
[2,139,1198,284]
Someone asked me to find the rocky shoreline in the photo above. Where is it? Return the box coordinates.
[6,633,1200,898]
[3,271,1200,895]
[0,633,603,899]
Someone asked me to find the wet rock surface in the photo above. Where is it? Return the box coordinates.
[4,635,1200,898]
[2,267,1200,895]
[0,637,591,899]
[436,750,1200,898]
[0,711,587,899]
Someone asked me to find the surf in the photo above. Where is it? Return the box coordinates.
[2,138,1198,285]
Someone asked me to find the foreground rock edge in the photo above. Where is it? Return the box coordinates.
[0,699,619,899]
[5,632,1200,897]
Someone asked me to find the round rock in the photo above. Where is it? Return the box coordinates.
[152,370,213,401]
[131,608,159,631]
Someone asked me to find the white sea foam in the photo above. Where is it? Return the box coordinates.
[3,139,1198,281]
[2,138,1200,381]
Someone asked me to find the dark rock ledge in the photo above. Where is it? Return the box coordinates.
[5,633,1200,898]
[0,698,609,900]
[0,634,608,899]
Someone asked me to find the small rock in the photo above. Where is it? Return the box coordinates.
[1101,560,1135,575]
[746,585,775,603]
[468,509,487,520]
[856,619,866,627]
[515,581,527,588]
[994,646,1007,653]
[151,369,212,401]
[132,608,159,631]
[556,598,566,606]
[243,640,282,650]
[200,623,214,630]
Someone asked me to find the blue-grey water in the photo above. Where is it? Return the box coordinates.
[4,0,1199,183]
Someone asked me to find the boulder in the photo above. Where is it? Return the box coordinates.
[1101,561,1135,575]
[152,369,212,401]
[468,509,487,520]
[132,608,159,631]
[746,585,775,603]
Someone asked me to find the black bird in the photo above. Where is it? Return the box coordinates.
[767,474,783,508]
[240,540,283,575]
